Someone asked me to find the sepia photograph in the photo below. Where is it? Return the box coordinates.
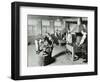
[27,15,88,66]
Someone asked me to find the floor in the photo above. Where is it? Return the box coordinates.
[27,44,87,67]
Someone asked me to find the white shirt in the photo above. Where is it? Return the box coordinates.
[79,30,87,46]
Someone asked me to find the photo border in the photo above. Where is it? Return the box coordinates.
[11,1,98,80]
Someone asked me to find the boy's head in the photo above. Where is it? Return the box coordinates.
[76,32,83,44]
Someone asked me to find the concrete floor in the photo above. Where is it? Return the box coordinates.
[27,44,86,67]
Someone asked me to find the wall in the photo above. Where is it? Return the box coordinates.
[0,0,99,82]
